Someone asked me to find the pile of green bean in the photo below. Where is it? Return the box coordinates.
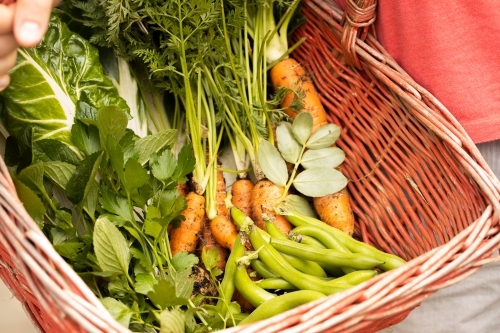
[219,207,406,325]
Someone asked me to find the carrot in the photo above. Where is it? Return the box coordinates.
[313,188,355,236]
[270,57,355,235]
[270,58,328,132]
[170,192,206,255]
[199,217,229,270]
[210,215,238,250]
[231,178,254,218]
[252,180,293,235]
[216,168,230,217]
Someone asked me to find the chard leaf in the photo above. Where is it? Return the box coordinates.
[134,129,178,165]
[123,158,148,193]
[101,298,135,328]
[4,136,21,167]
[75,101,98,126]
[66,151,103,204]
[43,161,76,190]
[292,112,313,145]
[293,167,348,197]
[301,147,345,169]
[2,16,128,149]
[160,309,186,333]
[32,139,81,165]
[306,124,341,149]
[12,178,46,224]
[258,140,289,187]
[98,106,129,146]
[94,216,130,275]
[276,122,301,164]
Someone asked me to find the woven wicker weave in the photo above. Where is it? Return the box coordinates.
[1,0,500,332]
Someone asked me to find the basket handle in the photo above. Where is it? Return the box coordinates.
[340,0,377,69]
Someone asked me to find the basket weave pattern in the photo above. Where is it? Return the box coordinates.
[1,0,500,332]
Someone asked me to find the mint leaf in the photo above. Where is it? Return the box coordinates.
[105,135,125,182]
[93,216,131,275]
[101,297,135,328]
[135,273,156,295]
[160,309,186,333]
[43,161,76,190]
[32,139,81,165]
[83,179,99,218]
[75,100,98,126]
[71,121,100,156]
[12,178,46,224]
[17,162,47,196]
[123,158,148,193]
[97,105,129,146]
[134,129,178,165]
[66,151,103,204]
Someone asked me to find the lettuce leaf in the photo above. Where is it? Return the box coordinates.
[1,15,129,151]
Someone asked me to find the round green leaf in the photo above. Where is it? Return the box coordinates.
[285,194,318,218]
[293,167,347,197]
[258,140,289,187]
[292,112,313,145]
[306,124,341,149]
[301,147,345,169]
[277,122,301,164]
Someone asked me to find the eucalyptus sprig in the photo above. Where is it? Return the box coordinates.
[258,112,348,199]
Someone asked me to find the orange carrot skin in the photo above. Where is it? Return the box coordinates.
[170,192,205,255]
[270,58,328,132]
[231,179,254,218]
[252,180,293,235]
[216,169,230,217]
[200,218,228,270]
[210,215,238,250]
[313,188,355,236]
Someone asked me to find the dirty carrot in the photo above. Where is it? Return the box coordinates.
[252,179,293,234]
[170,192,205,255]
[231,178,254,218]
[210,215,239,250]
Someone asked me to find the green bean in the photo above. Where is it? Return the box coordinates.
[282,208,407,271]
[291,233,327,249]
[270,237,384,270]
[250,259,279,279]
[234,265,276,307]
[256,277,298,290]
[238,290,326,325]
[216,234,245,314]
[329,270,378,286]
[248,223,351,295]
[291,224,350,252]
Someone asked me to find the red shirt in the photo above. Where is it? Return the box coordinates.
[335,0,500,144]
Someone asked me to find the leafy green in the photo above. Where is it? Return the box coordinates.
[258,140,288,186]
[94,217,131,276]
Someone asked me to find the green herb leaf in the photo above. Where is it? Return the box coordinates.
[301,147,345,169]
[98,105,129,146]
[276,122,301,164]
[130,248,153,273]
[285,194,318,218]
[305,124,341,149]
[71,121,100,156]
[144,219,162,239]
[135,273,156,295]
[101,297,135,328]
[17,162,47,196]
[93,216,131,275]
[54,241,83,260]
[147,279,189,309]
[12,178,46,224]
[258,140,288,187]
[105,135,125,182]
[66,151,103,204]
[134,129,178,165]
[173,144,196,183]
[293,167,348,197]
[201,248,223,277]
[99,188,134,222]
[83,179,99,218]
[292,112,313,145]
[171,252,199,272]
[123,158,148,193]
[32,139,81,165]
[160,309,186,333]
[43,161,76,190]
[151,150,176,181]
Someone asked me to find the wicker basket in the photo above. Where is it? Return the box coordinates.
[1,0,500,332]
